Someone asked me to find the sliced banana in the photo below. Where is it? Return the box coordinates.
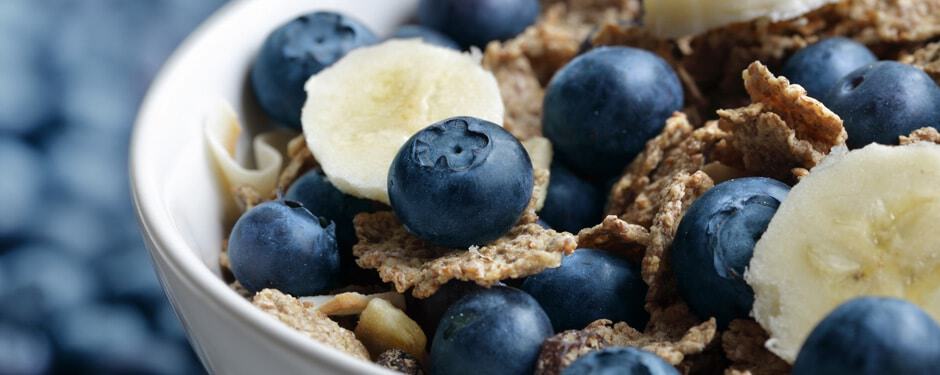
[302,40,504,204]
[747,143,940,363]
[644,0,837,38]
[205,100,295,220]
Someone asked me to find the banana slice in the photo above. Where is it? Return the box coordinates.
[205,100,295,220]
[644,0,837,38]
[302,40,504,204]
[747,143,940,363]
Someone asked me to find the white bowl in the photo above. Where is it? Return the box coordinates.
[131,1,417,374]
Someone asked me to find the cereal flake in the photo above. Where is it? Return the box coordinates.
[606,113,726,227]
[353,212,576,298]
[901,42,940,85]
[900,127,940,145]
[722,320,791,375]
[276,134,317,193]
[252,289,370,360]
[535,318,717,375]
[716,62,846,182]
[376,349,424,375]
[643,171,714,337]
[576,215,650,263]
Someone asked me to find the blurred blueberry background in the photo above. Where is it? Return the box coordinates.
[0,1,226,373]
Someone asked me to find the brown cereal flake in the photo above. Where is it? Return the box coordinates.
[522,137,553,212]
[252,289,370,360]
[483,43,545,140]
[229,280,252,299]
[353,211,576,298]
[607,114,726,227]
[643,171,714,337]
[716,62,846,182]
[232,185,263,214]
[540,0,642,33]
[535,318,717,375]
[276,135,317,194]
[576,215,649,263]
[900,127,940,145]
[901,42,940,84]
[376,349,425,375]
[722,320,791,375]
[519,167,551,225]
[824,0,940,46]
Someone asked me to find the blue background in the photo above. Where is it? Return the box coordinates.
[0,1,227,373]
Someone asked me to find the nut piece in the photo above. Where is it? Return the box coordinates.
[535,318,716,375]
[252,289,370,360]
[300,291,406,316]
[376,349,425,375]
[354,298,427,362]
[353,211,577,298]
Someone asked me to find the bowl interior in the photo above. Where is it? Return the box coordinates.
[139,0,418,278]
[132,0,418,371]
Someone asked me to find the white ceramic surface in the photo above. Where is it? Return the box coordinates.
[131,1,418,374]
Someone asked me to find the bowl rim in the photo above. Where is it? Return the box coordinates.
[130,1,397,373]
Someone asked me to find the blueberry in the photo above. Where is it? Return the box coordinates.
[0,245,99,326]
[96,246,165,309]
[562,347,679,375]
[543,47,684,178]
[285,168,383,279]
[430,286,552,375]
[50,303,152,373]
[522,249,648,331]
[390,25,460,50]
[32,200,112,259]
[251,12,377,128]
[793,297,940,375]
[781,37,876,100]
[0,137,44,238]
[825,61,940,148]
[0,323,52,375]
[539,163,604,233]
[388,117,533,248]
[228,200,341,295]
[418,0,539,48]
[407,281,484,342]
[672,177,789,328]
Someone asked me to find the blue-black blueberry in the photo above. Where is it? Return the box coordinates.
[562,347,679,375]
[418,0,539,48]
[285,168,383,281]
[793,297,940,375]
[539,162,604,233]
[251,11,376,128]
[522,249,648,331]
[824,61,940,148]
[388,116,533,248]
[390,25,460,50]
[781,37,876,100]
[430,286,553,375]
[672,177,790,328]
[227,200,341,296]
[543,47,684,178]
[406,281,485,343]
